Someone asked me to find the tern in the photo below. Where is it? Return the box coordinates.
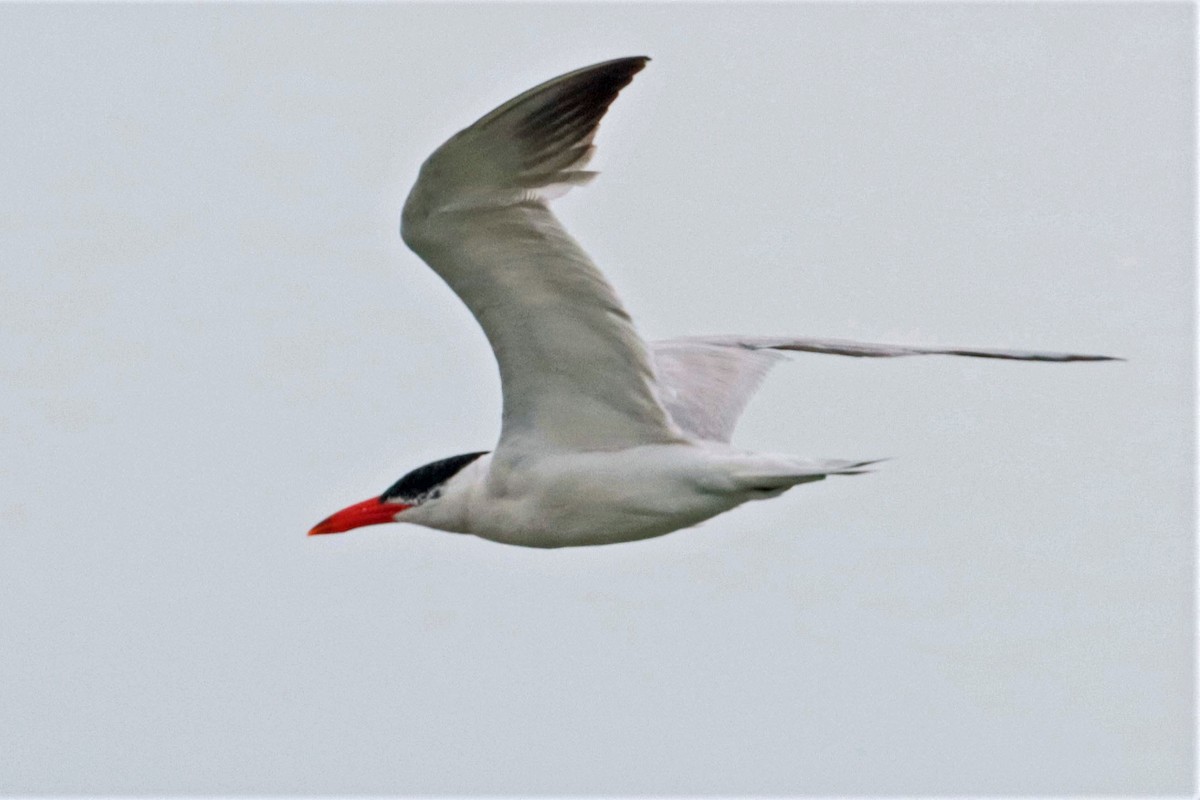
[308,56,1115,548]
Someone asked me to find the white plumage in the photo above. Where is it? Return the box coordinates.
[309,57,1115,548]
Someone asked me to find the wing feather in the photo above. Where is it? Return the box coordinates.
[650,339,786,443]
[652,335,1118,442]
[401,58,685,455]
[699,335,1121,363]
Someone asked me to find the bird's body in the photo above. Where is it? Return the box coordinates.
[309,57,1115,548]
[396,445,873,548]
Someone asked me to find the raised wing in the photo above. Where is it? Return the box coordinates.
[401,57,685,455]
[652,336,1118,442]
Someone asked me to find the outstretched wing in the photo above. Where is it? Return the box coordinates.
[709,336,1120,363]
[401,57,685,456]
[651,335,1118,442]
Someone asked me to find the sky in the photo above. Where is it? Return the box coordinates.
[0,3,1193,795]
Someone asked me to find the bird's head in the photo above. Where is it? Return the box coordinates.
[308,451,488,536]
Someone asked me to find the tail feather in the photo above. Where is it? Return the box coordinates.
[733,457,887,492]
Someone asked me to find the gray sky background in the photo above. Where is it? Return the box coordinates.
[0,3,1193,795]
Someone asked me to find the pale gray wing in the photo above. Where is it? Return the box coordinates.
[650,339,787,443]
[401,57,685,455]
[651,335,1118,442]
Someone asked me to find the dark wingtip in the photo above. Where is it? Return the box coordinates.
[620,55,650,81]
[600,55,651,71]
[1049,354,1125,363]
[508,56,653,166]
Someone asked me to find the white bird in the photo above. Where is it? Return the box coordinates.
[309,56,1115,548]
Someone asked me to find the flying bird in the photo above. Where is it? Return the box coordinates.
[309,57,1115,548]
